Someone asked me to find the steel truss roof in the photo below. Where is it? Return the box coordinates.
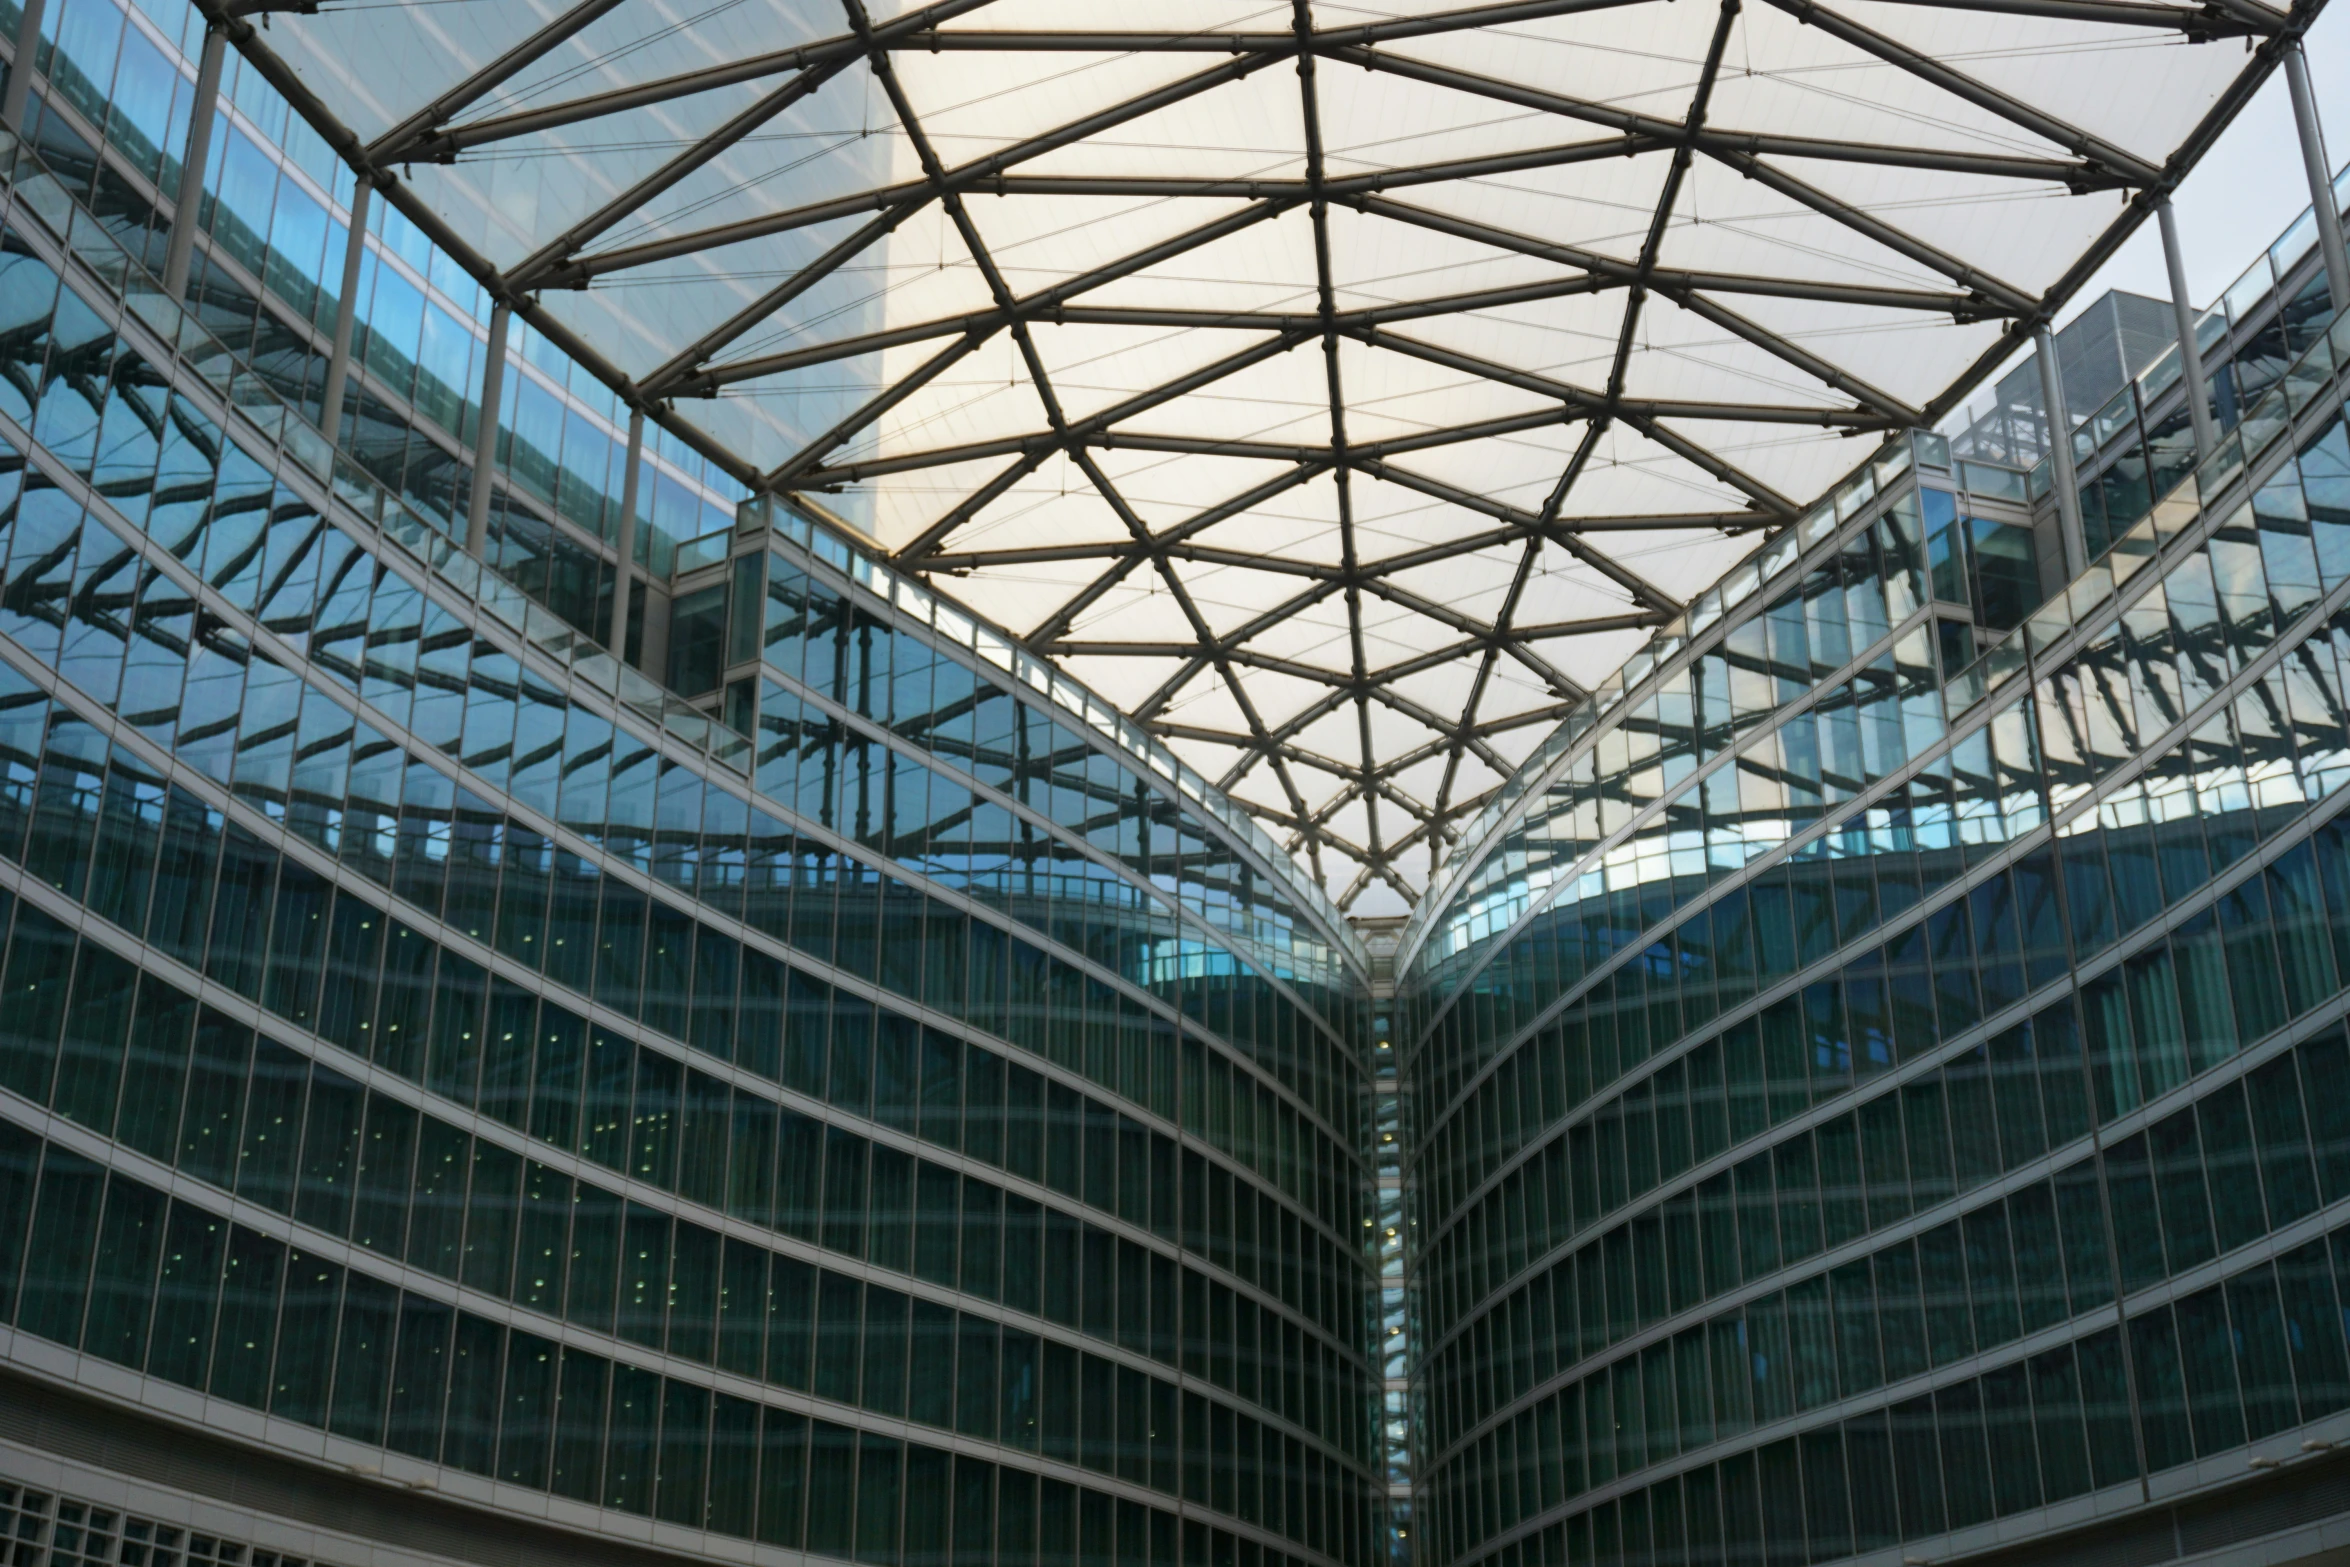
[218,0,2306,912]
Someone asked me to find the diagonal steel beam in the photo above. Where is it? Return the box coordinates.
[764,331,989,488]
[1066,440,1336,879]
[1348,198,1964,426]
[1709,150,2041,314]
[798,403,1587,484]
[549,177,934,284]
[1433,537,1540,848]
[1204,682,1584,802]
[1290,0,1389,884]
[809,363,1880,486]
[1091,408,1594,462]
[1664,287,1925,424]
[682,197,1299,393]
[1324,42,2133,189]
[1351,194,2010,317]
[552,136,1653,285]
[791,329,1311,487]
[1350,329,1803,524]
[506,57,861,291]
[1432,0,1742,847]
[1338,52,2051,313]
[405,0,997,161]
[366,0,630,165]
[1760,0,2169,183]
[1125,562,1590,751]
[638,89,1310,403]
[1132,577,1350,720]
[544,47,1294,289]
[856,0,1334,878]
[1615,410,1800,517]
[1166,677,1514,783]
[640,199,920,397]
[1593,0,1709,424]
[1019,462,1334,644]
[1358,579,1581,698]
[692,273,1619,384]
[693,178,1994,406]
[1858,0,2271,29]
[904,516,1755,574]
[902,0,1664,52]
[1049,628,1630,721]
[1358,455,1695,605]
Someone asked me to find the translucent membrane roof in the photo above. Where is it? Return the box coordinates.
[223,0,2297,912]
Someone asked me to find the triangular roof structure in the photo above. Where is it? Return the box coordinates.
[223,0,2305,911]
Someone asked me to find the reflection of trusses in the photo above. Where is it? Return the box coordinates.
[212,0,2298,910]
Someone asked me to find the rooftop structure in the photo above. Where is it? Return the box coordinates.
[138,0,2308,911]
[0,7,2346,1567]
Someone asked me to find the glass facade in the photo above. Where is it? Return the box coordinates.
[11,0,771,651]
[6,3,2350,1567]
[0,51,1386,1567]
[1395,180,2350,1567]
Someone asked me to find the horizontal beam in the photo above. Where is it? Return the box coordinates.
[1865,0,2273,30]
[1349,323,1891,430]
[1358,455,1695,605]
[1354,194,2009,317]
[1329,44,2129,190]
[788,333,1313,483]
[1046,609,1660,667]
[800,356,1881,486]
[802,405,1593,481]
[407,0,998,160]
[572,132,1656,286]
[908,506,1769,576]
[506,60,857,291]
[367,0,629,164]
[543,48,1293,288]
[692,273,1621,384]
[898,0,1665,52]
[1712,150,2041,315]
[1759,0,2168,185]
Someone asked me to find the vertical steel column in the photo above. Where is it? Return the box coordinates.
[2287,42,2350,314]
[2037,324,2088,579]
[2157,197,2218,461]
[161,23,227,301]
[610,406,645,663]
[465,299,511,559]
[317,176,372,441]
[2,0,48,128]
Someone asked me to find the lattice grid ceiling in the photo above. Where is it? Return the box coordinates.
[222,0,2297,912]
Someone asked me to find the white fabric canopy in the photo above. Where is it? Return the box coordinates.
[242,0,2286,911]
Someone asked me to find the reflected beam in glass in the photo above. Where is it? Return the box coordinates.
[161,22,226,301]
[613,406,644,665]
[0,0,45,127]
[467,298,511,559]
[317,176,372,442]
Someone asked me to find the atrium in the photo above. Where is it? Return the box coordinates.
[0,5,2347,1567]
[191,0,2287,910]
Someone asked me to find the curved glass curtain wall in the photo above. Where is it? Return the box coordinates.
[17,0,758,634]
[0,0,1362,970]
[0,101,1387,1567]
[1404,150,2350,985]
[1396,220,2350,1563]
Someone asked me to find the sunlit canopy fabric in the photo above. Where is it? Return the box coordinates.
[231,0,2292,912]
